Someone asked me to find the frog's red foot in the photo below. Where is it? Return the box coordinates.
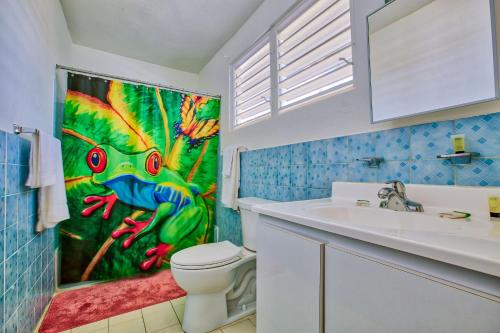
[111,214,154,249]
[140,243,172,271]
[82,193,118,220]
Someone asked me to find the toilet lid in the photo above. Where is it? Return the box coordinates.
[171,241,242,267]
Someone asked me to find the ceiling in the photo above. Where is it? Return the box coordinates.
[60,0,264,73]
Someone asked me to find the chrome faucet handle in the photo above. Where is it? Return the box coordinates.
[377,187,393,199]
[385,180,407,199]
[379,180,423,212]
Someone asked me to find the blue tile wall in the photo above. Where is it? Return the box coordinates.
[215,153,242,246]
[217,112,500,245]
[0,132,56,333]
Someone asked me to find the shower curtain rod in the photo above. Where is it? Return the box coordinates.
[55,64,221,99]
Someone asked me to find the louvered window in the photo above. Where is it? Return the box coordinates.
[277,0,353,109]
[232,41,271,127]
[230,0,354,128]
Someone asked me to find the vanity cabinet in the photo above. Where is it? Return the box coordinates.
[324,245,500,333]
[257,222,324,333]
[256,214,500,333]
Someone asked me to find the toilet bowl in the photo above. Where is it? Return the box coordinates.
[171,197,275,333]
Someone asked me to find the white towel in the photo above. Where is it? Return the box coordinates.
[221,146,246,210]
[26,131,57,187]
[26,131,70,231]
[222,145,238,177]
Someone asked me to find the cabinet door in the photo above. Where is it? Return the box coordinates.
[257,222,324,333]
[325,245,500,333]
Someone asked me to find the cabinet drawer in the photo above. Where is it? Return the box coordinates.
[325,245,500,333]
[257,222,324,333]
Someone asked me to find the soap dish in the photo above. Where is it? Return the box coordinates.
[356,157,383,168]
[436,152,479,165]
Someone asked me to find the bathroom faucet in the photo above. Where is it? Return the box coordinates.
[378,180,424,212]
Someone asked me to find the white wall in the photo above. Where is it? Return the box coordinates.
[66,44,201,95]
[0,0,73,134]
[199,0,500,150]
[1,0,203,135]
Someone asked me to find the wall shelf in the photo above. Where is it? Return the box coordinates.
[436,152,479,165]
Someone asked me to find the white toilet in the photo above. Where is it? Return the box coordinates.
[171,197,275,333]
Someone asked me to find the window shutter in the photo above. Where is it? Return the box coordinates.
[277,0,353,109]
[232,42,272,127]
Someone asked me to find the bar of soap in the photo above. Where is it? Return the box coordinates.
[356,200,371,207]
[439,211,471,219]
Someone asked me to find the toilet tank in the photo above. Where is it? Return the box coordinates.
[237,197,276,251]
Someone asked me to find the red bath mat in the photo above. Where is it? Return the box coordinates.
[39,269,186,333]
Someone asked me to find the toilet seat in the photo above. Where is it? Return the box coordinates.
[171,197,274,332]
[171,241,242,270]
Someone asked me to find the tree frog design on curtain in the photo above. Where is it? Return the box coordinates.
[60,74,220,283]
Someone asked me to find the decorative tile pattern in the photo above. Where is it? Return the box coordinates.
[265,147,278,167]
[217,112,500,249]
[328,163,348,183]
[0,131,56,333]
[410,160,454,185]
[5,308,17,333]
[6,225,17,255]
[348,161,377,183]
[348,132,377,161]
[378,161,410,184]
[5,196,16,228]
[291,142,309,165]
[263,166,278,186]
[326,137,349,163]
[0,164,4,197]
[454,113,500,157]
[270,186,291,202]
[217,208,242,246]
[308,139,327,164]
[276,145,291,167]
[277,166,290,186]
[376,128,411,161]
[4,282,17,327]
[455,158,500,187]
[6,134,20,165]
[308,188,331,200]
[308,164,330,189]
[410,121,454,160]
[0,293,3,329]
[6,165,19,196]
[290,187,308,201]
[290,165,307,187]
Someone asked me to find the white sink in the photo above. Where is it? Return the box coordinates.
[308,205,389,224]
[308,202,500,257]
[306,203,488,233]
[254,182,500,277]
[307,204,436,230]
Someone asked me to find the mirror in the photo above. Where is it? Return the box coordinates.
[368,0,498,122]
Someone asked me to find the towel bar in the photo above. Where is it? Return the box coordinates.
[13,124,38,135]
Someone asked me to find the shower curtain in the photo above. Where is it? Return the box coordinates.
[60,73,220,283]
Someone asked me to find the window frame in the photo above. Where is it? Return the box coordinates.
[230,34,272,129]
[230,0,354,129]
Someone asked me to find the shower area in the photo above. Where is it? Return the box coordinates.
[54,68,221,284]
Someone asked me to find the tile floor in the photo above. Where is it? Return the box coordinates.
[46,296,256,333]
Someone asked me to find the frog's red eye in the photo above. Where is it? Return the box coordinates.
[86,147,107,173]
[146,151,162,176]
